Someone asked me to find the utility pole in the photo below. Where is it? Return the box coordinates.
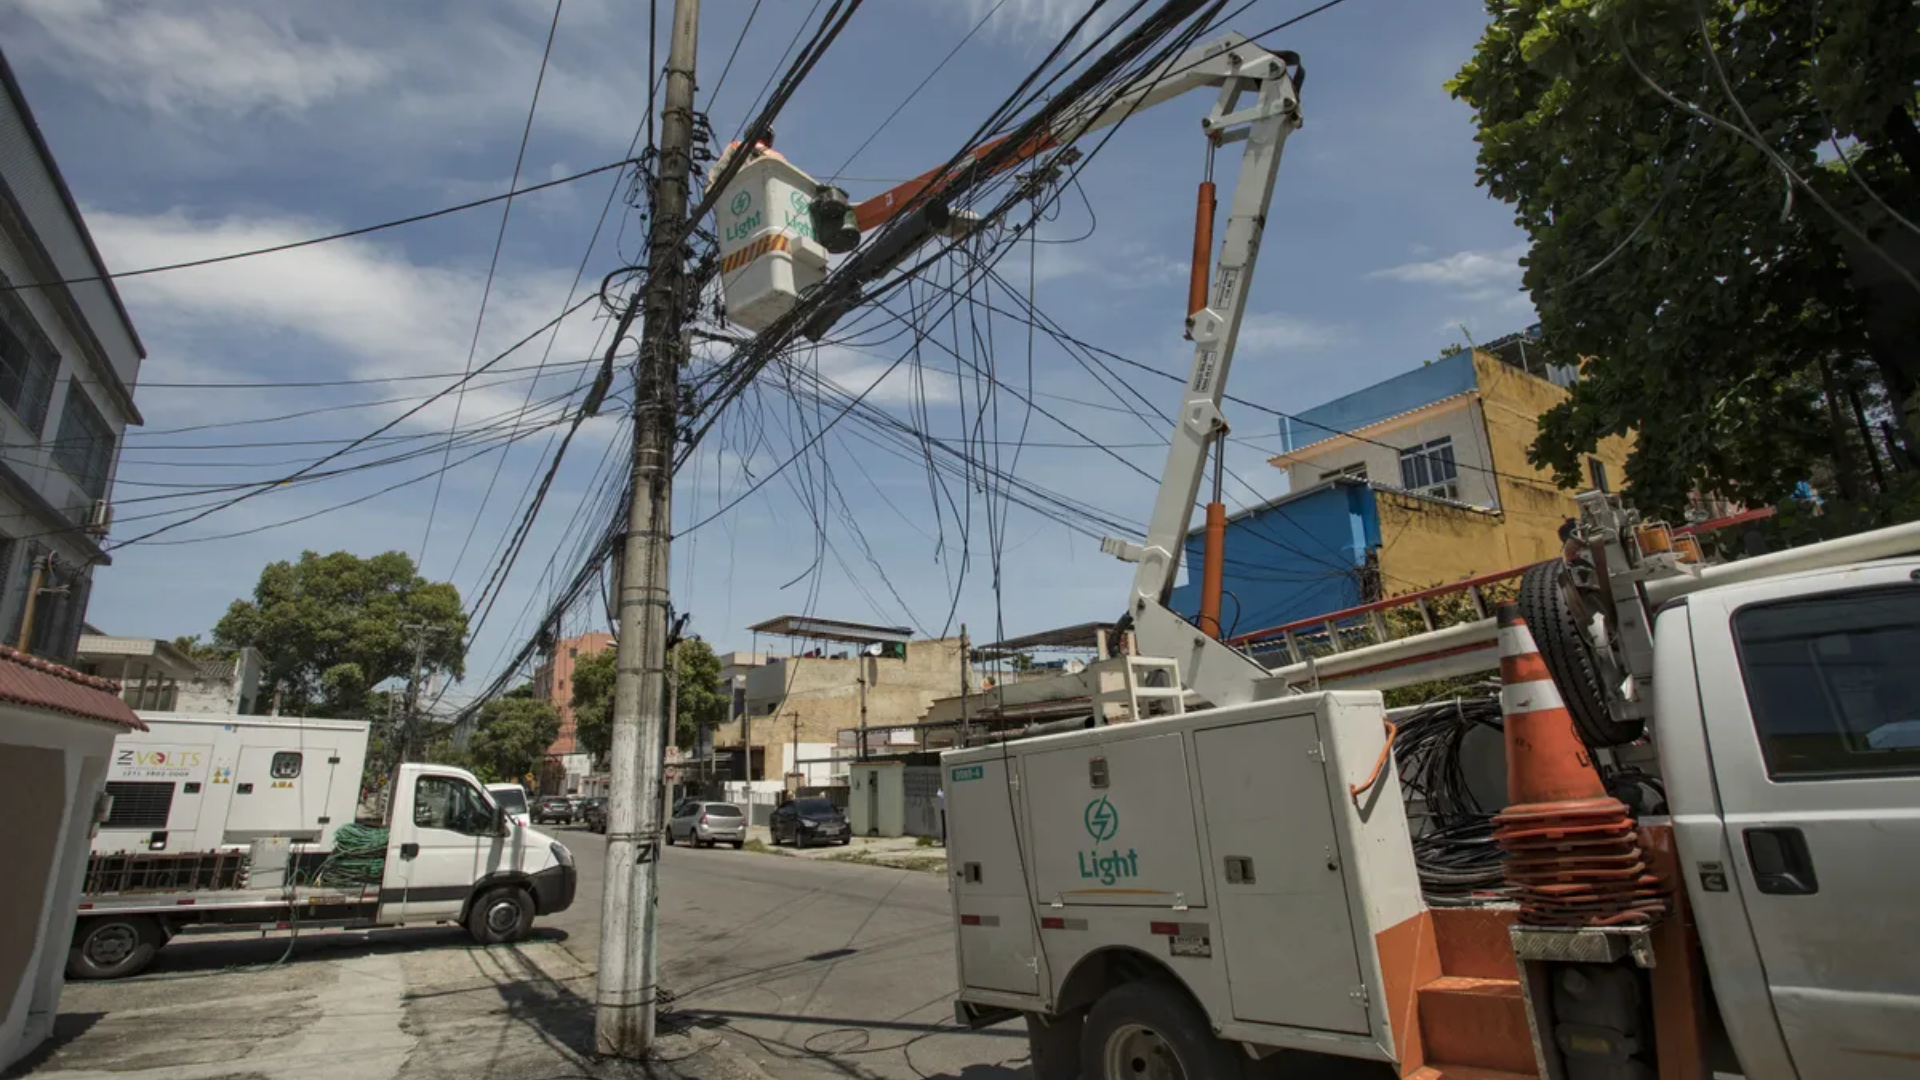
[958,624,970,748]
[857,671,868,761]
[597,0,697,1058]
[789,711,799,788]
[14,551,47,652]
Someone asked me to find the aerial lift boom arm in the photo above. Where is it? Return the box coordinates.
[848,35,1305,710]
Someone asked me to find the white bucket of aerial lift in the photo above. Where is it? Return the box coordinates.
[715,155,830,332]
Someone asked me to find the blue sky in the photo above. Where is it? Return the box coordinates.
[4,0,1532,702]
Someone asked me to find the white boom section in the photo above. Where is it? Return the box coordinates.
[1095,37,1303,710]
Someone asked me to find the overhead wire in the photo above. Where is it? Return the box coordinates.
[0,160,634,294]
[419,0,569,567]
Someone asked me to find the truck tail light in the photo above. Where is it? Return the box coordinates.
[959,914,982,926]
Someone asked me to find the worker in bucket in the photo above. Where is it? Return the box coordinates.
[709,124,785,186]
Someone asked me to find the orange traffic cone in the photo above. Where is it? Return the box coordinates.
[1490,602,1665,927]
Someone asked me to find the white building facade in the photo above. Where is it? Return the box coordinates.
[0,54,145,664]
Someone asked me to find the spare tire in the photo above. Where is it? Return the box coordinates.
[1517,560,1643,748]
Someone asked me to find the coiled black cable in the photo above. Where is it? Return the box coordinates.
[1391,694,1508,904]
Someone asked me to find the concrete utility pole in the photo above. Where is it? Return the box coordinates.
[597,0,697,1057]
[958,624,971,748]
[15,551,50,652]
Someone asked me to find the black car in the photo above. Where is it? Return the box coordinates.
[770,797,851,847]
[580,797,608,833]
[533,796,575,825]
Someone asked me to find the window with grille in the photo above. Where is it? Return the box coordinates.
[0,281,58,434]
[53,384,115,500]
[1398,437,1460,499]
[1318,462,1368,482]
[104,780,176,829]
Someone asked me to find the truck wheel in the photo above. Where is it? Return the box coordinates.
[1082,980,1241,1080]
[467,886,534,946]
[68,914,161,980]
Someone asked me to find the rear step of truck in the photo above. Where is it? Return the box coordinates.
[1408,907,1538,1080]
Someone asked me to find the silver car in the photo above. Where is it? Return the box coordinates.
[667,800,746,848]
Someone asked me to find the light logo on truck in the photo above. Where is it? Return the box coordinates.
[1079,797,1139,886]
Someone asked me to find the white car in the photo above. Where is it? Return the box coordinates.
[485,783,531,825]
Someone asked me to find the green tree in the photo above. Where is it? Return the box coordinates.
[673,639,727,752]
[571,638,727,757]
[571,647,617,762]
[170,634,233,662]
[1449,0,1920,516]
[467,692,559,784]
[213,551,468,717]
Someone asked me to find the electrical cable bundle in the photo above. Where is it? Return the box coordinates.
[1391,694,1508,905]
[313,823,391,887]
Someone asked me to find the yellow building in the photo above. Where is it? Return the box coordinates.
[1170,334,1631,638]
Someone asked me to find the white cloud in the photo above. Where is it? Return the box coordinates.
[13,0,390,114]
[1235,313,1346,355]
[951,0,1119,42]
[1369,243,1528,291]
[88,208,606,430]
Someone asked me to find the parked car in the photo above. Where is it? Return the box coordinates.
[770,797,850,847]
[667,800,747,848]
[579,797,608,833]
[533,796,574,825]
[485,783,530,825]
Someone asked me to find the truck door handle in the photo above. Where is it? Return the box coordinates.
[400,842,420,860]
[1744,827,1817,895]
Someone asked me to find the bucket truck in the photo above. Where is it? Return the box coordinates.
[713,29,1920,1080]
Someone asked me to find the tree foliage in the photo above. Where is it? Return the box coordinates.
[1449,0,1920,516]
[571,637,727,759]
[571,647,616,762]
[212,551,468,717]
[467,692,559,785]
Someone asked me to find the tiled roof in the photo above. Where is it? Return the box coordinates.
[0,646,145,730]
[194,658,235,681]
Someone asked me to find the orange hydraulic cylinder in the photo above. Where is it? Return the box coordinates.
[1199,502,1227,638]
[1189,180,1216,318]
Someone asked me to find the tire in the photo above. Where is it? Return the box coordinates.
[838,837,851,846]
[1082,980,1242,1080]
[732,841,744,850]
[467,885,534,946]
[1517,560,1643,748]
[68,914,162,980]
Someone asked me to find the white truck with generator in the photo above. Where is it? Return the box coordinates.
[74,715,574,981]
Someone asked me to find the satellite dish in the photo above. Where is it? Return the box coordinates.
[1065,658,1086,675]
[864,643,883,657]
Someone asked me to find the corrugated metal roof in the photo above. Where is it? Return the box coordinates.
[0,645,143,729]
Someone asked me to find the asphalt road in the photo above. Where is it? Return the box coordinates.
[545,823,1028,1080]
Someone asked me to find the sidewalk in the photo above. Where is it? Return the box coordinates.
[8,928,773,1080]
[743,826,949,873]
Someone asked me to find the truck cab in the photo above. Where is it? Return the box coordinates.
[1654,556,1920,1078]
[392,766,575,934]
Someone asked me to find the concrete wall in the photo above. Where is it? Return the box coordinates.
[715,639,967,780]
[1372,353,1632,593]
[0,708,115,1071]
[1280,398,1500,510]
[0,62,145,663]
[1168,480,1377,634]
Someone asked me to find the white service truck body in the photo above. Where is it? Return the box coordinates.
[945,544,1920,1079]
[96,713,370,855]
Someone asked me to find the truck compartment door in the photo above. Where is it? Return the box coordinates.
[1196,717,1369,1036]
[1022,732,1208,909]
[223,745,335,843]
[946,758,1039,996]
[1699,576,1920,1078]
